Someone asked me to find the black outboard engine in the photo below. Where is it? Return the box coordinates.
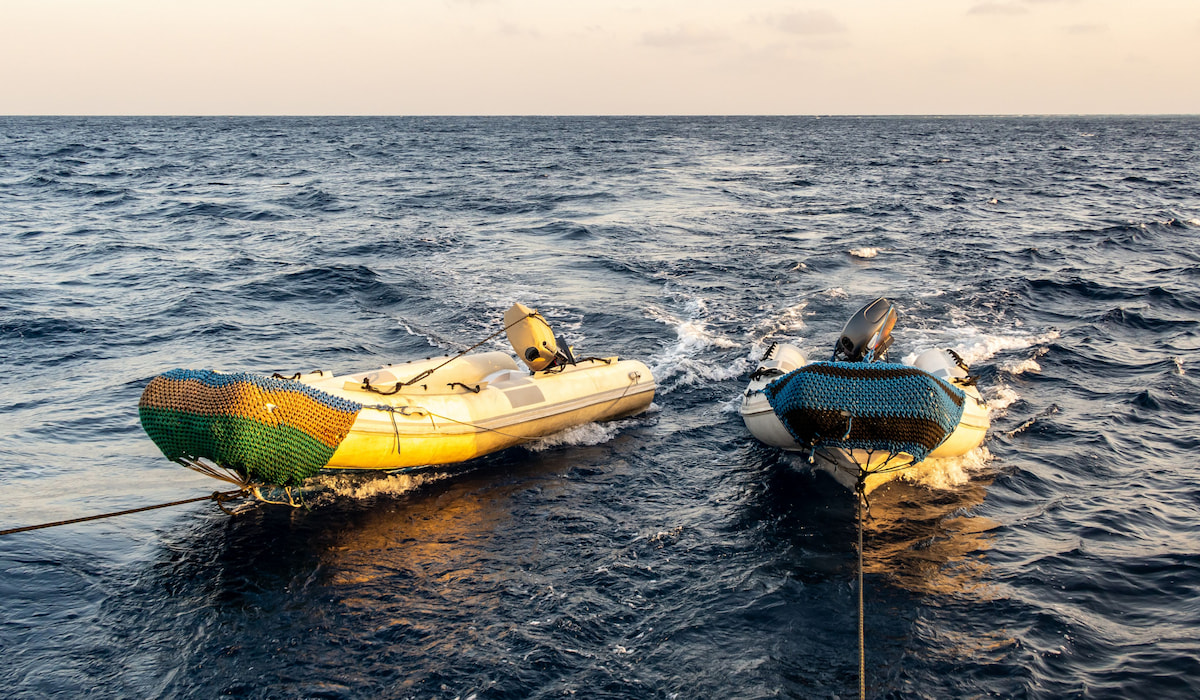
[831,297,897,362]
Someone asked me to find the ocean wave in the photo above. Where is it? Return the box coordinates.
[999,347,1049,376]
[277,187,345,213]
[154,200,291,222]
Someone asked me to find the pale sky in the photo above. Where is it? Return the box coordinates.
[3,0,1198,115]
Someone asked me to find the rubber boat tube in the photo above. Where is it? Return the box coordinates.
[306,351,654,470]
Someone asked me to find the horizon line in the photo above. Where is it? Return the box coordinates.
[3,112,1199,119]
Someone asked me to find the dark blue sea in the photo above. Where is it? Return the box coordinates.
[2,116,1198,699]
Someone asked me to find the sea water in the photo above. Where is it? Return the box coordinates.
[1,116,1198,698]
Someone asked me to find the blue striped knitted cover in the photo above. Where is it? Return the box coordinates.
[762,361,966,462]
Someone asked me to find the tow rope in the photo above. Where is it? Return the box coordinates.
[0,489,248,537]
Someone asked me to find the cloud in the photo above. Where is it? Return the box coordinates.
[640,25,726,49]
[771,10,847,36]
[497,22,540,39]
[967,3,1030,16]
[1062,23,1107,35]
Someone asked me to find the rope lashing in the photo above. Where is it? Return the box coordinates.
[357,311,545,394]
[945,348,983,390]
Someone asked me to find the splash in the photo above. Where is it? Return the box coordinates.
[999,346,1049,376]
[902,328,1060,367]
[1001,357,1041,375]
[849,247,880,259]
[524,420,625,452]
[304,469,453,502]
[899,447,993,490]
[1175,356,1185,375]
[988,386,1021,414]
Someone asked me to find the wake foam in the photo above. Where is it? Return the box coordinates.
[523,420,628,452]
[899,447,993,490]
[999,346,1049,376]
[901,328,1060,367]
[900,324,1057,426]
[274,469,456,506]
[646,296,748,393]
[745,300,808,358]
[989,385,1021,414]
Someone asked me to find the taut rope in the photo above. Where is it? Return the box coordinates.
[856,473,868,700]
[0,489,248,537]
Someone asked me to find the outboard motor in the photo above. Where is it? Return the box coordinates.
[504,302,576,372]
[831,297,897,363]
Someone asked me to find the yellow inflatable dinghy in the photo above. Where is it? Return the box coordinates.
[139,304,656,487]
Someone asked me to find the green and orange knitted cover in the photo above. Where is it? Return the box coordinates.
[139,369,363,486]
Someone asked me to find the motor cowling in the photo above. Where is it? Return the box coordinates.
[504,302,576,372]
[831,297,897,363]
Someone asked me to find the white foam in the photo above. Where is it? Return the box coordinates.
[849,247,880,259]
[999,347,1048,376]
[900,447,992,490]
[307,470,452,501]
[746,300,807,350]
[524,420,624,452]
[988,385,1021,414]
[646,296,747,393]
[1188,219,1200,227]
[902,328,1060,367]
[900,326,1056,427]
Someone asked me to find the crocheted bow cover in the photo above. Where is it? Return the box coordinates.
[763,361,965,463]
[139,369,362,486]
